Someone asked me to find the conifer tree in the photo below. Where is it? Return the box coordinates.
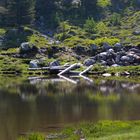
[7,0,35,26]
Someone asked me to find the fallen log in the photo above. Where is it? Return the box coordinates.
[79,65,93,76]
[58,63,81,76]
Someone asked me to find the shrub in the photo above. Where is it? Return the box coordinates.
[96,22,109,35]
[93,37,120,46]
[84,18,97,33]
[97,0,111,8]
[109,13,121,26]
[0,28,6,36]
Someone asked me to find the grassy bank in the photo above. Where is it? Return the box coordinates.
[0,26,140,76]
[18,120,140,140]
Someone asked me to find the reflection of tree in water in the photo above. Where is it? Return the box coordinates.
[19,83,39,101]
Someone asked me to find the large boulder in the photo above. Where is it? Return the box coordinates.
[120,55,134,65]
[84,59,96,66]
[20,42,38,55]
[121,56,131,62]
[98,52,108,61]
[20,42,31,52]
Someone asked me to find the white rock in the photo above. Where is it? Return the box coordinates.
[102,73,112,77]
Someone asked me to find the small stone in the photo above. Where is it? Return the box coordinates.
[102,73,112,77]
[111,64,120,67]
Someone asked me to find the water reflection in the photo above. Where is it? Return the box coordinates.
[0,76,140,140]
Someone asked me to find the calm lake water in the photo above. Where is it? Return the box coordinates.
[0,76,140,140]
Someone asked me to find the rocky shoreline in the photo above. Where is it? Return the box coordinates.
[17,41,140,68]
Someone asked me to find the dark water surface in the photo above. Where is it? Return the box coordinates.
[0,76,140,140]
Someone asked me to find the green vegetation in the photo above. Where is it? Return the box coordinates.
[0,28,6,35]
[28,34,49,48]
[90,65,140,76]
[18,133,45,140]
[107,65,140,75]
[84,18,97,33]
[18,121,140,140]
[97,0,111,8]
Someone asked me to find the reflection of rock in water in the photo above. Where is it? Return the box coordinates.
[16,77,140,101]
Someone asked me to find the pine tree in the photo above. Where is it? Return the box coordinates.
[7,0,35,26]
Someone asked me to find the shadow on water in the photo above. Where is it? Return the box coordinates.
[0,76,140,139]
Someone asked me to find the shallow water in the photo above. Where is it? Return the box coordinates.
[0,76,140,140]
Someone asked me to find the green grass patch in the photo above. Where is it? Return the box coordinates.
[18,121,140,140]
[0,28,6,36]
[28,34,50,48]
